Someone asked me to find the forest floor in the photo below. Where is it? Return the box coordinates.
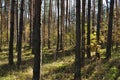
[0,45,120,80]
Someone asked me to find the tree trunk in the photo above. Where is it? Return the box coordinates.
[56,0,60,59]
[60,0,64,51]
[7,0,10,44]
[32,0,42,79]
[92,0,95,27]
[0,0,2,52]
[43,0,46,47]
[106,0,114,59]
[48,0,52,49]
[9,0,15,65]
[115,0,119,50]
[96,0,102,58]
[81,0,86,66]
[66,0,68,33]
[29,0,34,48]
[32,0,35,54]
[16,0,19,51]
[74,0,81,80]
[17,0,24,68]
[87,0,91,58]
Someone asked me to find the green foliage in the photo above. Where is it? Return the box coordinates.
[104,66,119,80]
[0,44,120,80]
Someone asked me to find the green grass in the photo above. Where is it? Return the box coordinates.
[0,45,120,80]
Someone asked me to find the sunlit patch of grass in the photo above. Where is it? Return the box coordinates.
[88,52,120,80]
[0,44,120,80]
[0,67,33,80]
[42,55,74,80]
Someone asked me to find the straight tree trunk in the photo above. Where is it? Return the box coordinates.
[92,0,95,27]
[5,0,9,44]
[115,0,119,50]
[106,0,114,59]
[96,0,102,57]
[87,0,91,58]
[66,0,68,33]
[48,0,52,49]
[0,0,3,52]
[32,0,42,79]
[9,0,15,65]
[16,0,19,51]
[43,0,46,47]
[29,0,34,48]
[60,0,64,50]
[74,0,81,80]
[32,0,35,54]
[56,0,60,59]
[81,0,86,66]
[6,0,10,44]
[106,0,109,20]
[17,0,24,68]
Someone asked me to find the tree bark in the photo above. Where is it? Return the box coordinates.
[60,0,64,51]
[16,0,19,51]
[29,0,34,48]
[17,0,24,68]
[74,0,81,80]
[96,0,102,58]
[56,0,60,59]
[106,0,114,59]
[87,0,91,58]
[81,0,86,66]
[43,0,46,47]
[92,0,95,27]
[0,0,2,51]
[9,0,15,65]
[32,0,42,79]
[48,0,52,49]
